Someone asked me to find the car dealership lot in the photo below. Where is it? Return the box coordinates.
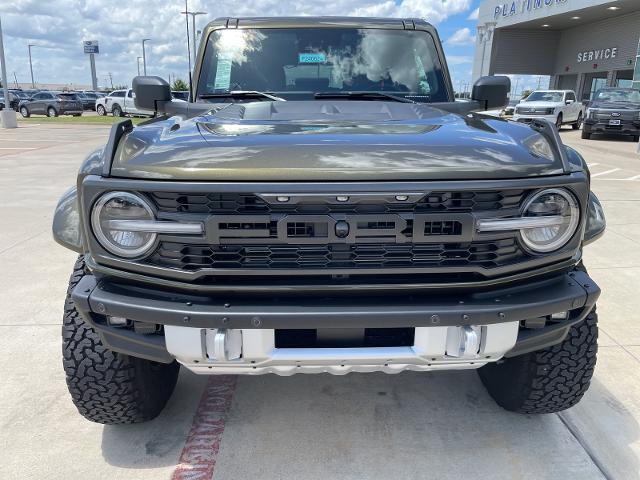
[1,123,640,480]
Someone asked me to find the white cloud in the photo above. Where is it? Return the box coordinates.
[0,0,472,88]
[467,7,479,20]
[446,28,476,46]
[446,55,473,65]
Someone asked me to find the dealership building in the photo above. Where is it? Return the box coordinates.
[472,0,640,100]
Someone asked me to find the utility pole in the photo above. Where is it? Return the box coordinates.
[28,43,35,88]
[137,56,142,76]
[142,38,150,75]
[181,10,207,66]
[108,72,113,89]
[0,17,17,128]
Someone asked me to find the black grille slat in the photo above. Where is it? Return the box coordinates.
[150,239,522,271]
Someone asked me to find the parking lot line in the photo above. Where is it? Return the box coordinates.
[591,168,621,177]
[171,376,237,480]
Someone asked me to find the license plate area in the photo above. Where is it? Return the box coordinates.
[609,119,621,125]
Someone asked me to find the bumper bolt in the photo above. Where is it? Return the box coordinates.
[252,317,262,327]
[462,314,470,321]
[498,312,506,319]
[222,317,229,325]
[430,314,440,324]
[96,303,106,314]
[182,316,190,323]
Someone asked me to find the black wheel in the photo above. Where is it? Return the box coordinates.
[572,112,583,130]
[112,104,123,117]
[96,104,106,116]
[555,113,563,130]
[62,256,180,424]
[478,308,597,414]
[19,106,30,118]
[47,106,58,117]
[581,130,591,140]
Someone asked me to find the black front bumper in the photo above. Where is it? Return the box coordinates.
[72,268,600,363]
[584,119,640,136]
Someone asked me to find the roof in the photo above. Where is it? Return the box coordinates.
[209,16,433,30]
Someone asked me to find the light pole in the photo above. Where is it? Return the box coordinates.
[0,17,17,128]
[181,10,207,66]
[137,56,142,76]
[28,43,36,88]
[142,38,150,75]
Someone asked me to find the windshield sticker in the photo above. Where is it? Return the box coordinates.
[299,53,326,64]
[214,55,232,90]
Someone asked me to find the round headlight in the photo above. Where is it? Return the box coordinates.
[520,189,579,253]
[91,192,157,258]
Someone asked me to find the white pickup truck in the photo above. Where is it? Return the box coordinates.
[513,90,584,130]
[95,89,153,117]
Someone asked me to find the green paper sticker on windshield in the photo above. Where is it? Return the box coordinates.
[299,53,326,64]
[214,56,232,90]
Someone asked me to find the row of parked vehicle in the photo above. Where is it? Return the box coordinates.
[493,87,640,142]
[0,89,107,117]
[95,89,188,117]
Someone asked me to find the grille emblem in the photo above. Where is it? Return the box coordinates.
[611,112,621,117]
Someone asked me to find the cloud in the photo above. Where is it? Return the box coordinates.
[446,28,476,46]
[0,0,472,88]
[446,55,473,65]
[467,7,479,20]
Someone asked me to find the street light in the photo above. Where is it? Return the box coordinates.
[181,10,207,66]
[0,17,17,128]
[137,56,142,76]
[142,38,150,75]
[28,43,36,88]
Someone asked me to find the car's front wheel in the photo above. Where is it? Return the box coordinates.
[478,307,597,414]
[62,257,180,424]
[556,113,563,130]
[96,104,106,116]
[581,129,591,140]
[112,104,123,117]
[19,106,30,118]
[572,112,583,130]
[47,106,58,117]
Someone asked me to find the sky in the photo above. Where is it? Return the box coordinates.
[0,0,541,95]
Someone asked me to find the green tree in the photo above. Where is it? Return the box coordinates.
[171,78,189,91]
[521,89,532,99]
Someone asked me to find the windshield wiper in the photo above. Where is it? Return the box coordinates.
[314,91,416,103]
[199,91,285,101]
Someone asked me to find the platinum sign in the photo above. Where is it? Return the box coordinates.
[494,0,568,19]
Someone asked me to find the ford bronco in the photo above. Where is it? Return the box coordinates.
[53,17,605,424]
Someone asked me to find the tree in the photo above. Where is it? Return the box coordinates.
[171,78,189,91]
[521,89,532,99]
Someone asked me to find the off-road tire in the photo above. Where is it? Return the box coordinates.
[632,135,639,142]
[581,130,591,140]
[478,308,598,414]
[62,256,180,424]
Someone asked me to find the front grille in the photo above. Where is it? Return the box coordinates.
[150,238,522,271]
[515,107,548,115]
[150,190,527,215]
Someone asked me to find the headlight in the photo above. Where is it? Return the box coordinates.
[520,189,579,253]
[545,108,555,115]
[91,191,157,258]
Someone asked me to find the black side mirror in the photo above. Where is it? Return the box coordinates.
[132,76,172,111]
[472,76,511,110]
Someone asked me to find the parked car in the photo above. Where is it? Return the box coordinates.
[73,92,96,111]
[95,89,153,117]
[501,98,519,118]
[19,91,83,117]
[513,90,584,130]
[583,88,640,141]
[53,16,604,425]
[0,91,22,111]
[172,90,189,101]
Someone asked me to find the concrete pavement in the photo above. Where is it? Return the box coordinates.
[0,123,639,479]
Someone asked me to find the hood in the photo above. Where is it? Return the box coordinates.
[110,101,565,181]
[517,101,559,108]
[589,100,640,110]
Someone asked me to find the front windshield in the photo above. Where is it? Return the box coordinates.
[197,28,448,102]
[525,91,564,102]
[594,89,640,103]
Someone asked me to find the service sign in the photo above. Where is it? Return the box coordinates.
[83,40,99,54]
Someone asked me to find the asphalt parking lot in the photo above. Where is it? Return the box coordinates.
[1,122,640,480]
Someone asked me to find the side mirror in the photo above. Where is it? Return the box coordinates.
[132,76,171,111]
[471,76,511,110]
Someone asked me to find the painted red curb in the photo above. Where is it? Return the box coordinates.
[171,375,237,480]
